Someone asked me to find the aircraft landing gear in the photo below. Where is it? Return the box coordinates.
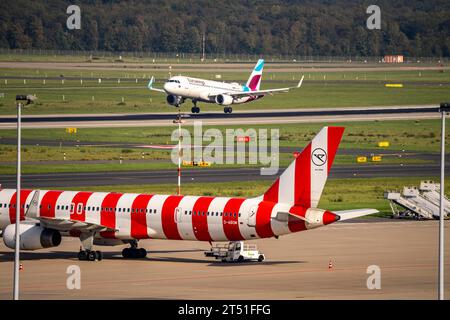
[122,240,147,259]
[78,232,103,261]
[191,106,200,113]
[224,107,233,114]
[78,248,103,261]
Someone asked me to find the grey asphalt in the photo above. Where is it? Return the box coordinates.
[0,163,444,189]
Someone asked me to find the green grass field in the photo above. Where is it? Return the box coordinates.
[0,119,442,174]
[0,119,447,151]
[0,66,448,115]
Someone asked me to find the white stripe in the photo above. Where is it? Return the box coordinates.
[0,189,16,226]
[278,161,295,205]
[85,192,108,225]
[146,194,169,239]
[55,191,78,220]
[310,127,328,207]
[207,197,230,241]
[238,198,261,240]
[270,203,292,236]
[176,196,200,240]
[115,193,139,239]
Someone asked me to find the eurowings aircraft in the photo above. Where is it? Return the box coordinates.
[0,127,377,261]
[148,59,304,114]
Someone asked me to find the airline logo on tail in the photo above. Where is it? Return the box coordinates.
[244,59,264,91]
[263,127,345,208]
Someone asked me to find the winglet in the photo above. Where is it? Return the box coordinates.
[148,76,155,90]
[25,190,40,219]
[297,75,304,88]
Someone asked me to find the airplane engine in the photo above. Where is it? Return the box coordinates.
[215,94,234,106]
[3,224,61,250]
[166,94,184,106]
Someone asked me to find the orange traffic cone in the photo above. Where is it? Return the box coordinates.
[328,260,333,270]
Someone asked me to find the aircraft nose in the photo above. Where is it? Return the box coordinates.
[322,211,340,225]
[163,82,170,91]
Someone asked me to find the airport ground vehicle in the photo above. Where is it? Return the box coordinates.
[204,241,265,262]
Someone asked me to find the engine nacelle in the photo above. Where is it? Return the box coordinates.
[166,94,183,106]
[215,94,234,106]
[3,224,62,250]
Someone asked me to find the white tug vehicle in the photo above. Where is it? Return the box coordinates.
[205,241,265,263]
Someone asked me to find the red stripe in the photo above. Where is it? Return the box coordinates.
[192,196,214,241]
[222,198,245,241]
[70,191,93,222]
[9,189,33,223]
[263,179,279,203]
[39,190,64,219]
[131,194,153,239]
[295,143,311,207]
[161,195,183,240]
[327,127,345,173]
[288,206,307,233]
[100,193,123,239]
[255,201,276,238]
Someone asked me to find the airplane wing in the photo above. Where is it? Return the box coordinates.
[147,76,166,93]
[25,190,117,233]
[222,75,304,98]
[38,216,117,233]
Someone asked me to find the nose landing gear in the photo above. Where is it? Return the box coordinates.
[224,107,233,113]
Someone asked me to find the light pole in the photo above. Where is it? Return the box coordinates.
[13,95,36,300]
[438,102,449,300]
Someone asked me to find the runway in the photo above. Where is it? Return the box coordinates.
[0,105,440,129]
[1,220,449,299]
[0,163,443,189]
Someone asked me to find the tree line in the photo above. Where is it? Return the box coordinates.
[0,0,448,57]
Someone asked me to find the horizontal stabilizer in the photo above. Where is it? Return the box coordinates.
[334,209,379,221]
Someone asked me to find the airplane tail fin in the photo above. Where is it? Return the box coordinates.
[246,59,264,91]
[263,127,345,208]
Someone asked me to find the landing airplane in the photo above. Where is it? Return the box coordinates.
[0,127,377,261]
[148,59,304,114]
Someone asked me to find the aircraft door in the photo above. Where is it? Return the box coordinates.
[175,207,182,223]
[247,206,258,227]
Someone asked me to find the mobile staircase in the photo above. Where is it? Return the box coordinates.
[384,181,450,220]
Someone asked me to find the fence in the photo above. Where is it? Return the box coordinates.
[0,48,448,64]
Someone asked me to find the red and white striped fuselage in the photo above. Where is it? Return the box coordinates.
[0,189,334,243]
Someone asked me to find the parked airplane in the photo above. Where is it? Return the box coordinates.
[148,59,304,114]
[0,127,377,261]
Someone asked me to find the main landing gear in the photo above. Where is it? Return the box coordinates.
[191,99,200,113]
[224,107,233,113]
[78,248,103,261]
[122,240,147,259]
[78,232,103,261]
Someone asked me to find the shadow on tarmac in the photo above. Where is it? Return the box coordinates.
[0,250,304,266]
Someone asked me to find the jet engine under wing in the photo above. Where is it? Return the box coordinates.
[222,75,304,98]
